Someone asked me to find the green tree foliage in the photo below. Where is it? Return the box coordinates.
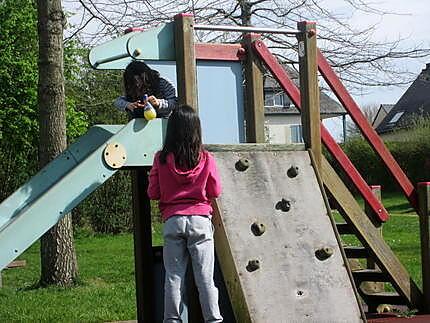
[0,1,89,201]
[0,0,39,199]
[0,0,136,233]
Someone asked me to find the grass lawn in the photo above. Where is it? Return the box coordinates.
[0,192,424,321]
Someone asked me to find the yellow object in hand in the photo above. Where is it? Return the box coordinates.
[144,106,157,120]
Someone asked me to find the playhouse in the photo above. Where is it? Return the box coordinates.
[1,13,429,323]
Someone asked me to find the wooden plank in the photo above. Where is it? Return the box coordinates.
[6,260,26,268]
[242,33,265,143]
[336,223,355,235]
[352,269,390,283]
[364,185,385,296]
[174,13,198,110]
[297,22,321,171]
[418,182,430,311]
[204,143,305,152]
[321,156,424,310]
[251,39,389,222]
[195,43,244,61]
[317,50,418,211]
[212,149,363,322]
[344,247,370,259]
[212,201,252,323]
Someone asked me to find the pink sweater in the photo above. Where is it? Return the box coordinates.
[147,150,222,221]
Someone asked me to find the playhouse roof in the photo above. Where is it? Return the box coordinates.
[263,63,346,116]
[376,63,430,134]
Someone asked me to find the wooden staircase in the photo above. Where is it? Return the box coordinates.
[337,222,407,310]
[322,156,424,313]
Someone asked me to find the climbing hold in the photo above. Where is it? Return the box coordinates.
[315,247,334,261]
[235,158,250,172]
[287,166,299,178]
[246,259,260,272]
[251,222,266,236]
[275,198,291,212]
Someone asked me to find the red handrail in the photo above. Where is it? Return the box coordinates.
[252,39,389,222]
[317,50,418,210]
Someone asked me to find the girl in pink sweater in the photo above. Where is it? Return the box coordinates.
[148,104,223,323]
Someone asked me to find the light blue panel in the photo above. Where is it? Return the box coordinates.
[196,61,245,144]
[88,31,140,69]
[144,61,245,144]
[127,23,175,61]
[0,119,165,270]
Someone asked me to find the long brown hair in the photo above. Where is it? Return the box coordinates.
[123,60,161,101]
[159,105,202,169]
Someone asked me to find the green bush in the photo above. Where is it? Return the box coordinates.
[74,171,133,234]
[340,120,430,191]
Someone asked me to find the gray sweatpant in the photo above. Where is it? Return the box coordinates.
[163,215,223,323]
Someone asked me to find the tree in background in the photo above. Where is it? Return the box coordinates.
[67,0,430,90]
[37,0,78,286]
[346,103,379,138]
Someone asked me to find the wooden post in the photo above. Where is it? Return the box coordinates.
[174,13,198,111]
[175,14,203,322]
[132,168,154,322]
[418,182,430,312]
[243,33,265,143]
[364,185,385,300]
[297,21,321,171]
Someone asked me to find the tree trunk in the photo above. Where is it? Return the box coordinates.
[37,0,78,286]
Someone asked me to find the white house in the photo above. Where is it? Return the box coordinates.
[264,64,346,144]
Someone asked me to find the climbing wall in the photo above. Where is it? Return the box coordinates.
[209,146,364,323]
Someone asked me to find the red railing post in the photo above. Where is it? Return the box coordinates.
[251,39,389,222]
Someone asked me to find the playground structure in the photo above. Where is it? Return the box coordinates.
[0,12,430,322]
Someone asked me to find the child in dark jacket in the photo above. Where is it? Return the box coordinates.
[147,105,223,323]
[114,60,177,118]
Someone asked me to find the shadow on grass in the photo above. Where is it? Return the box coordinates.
[18,276,84,291]
[386,202,415,214]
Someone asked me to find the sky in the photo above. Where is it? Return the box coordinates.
[320,0,430,140]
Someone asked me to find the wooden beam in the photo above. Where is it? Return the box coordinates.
[364,185,385,305]
[131,168,154,323]
[297,22,321,171]
[321,156,424,311]
[242,33,265,143]
[195,43,244,61]
[418,182,430,312]
[211,200,252,323]
[174,13,198,110]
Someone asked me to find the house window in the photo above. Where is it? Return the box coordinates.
[389,111,404,123]
[264,90,292,108]
[290,125,304,143]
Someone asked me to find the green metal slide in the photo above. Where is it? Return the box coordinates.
[0,118,165,270]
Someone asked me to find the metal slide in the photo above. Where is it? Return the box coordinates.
[0,118,165,270]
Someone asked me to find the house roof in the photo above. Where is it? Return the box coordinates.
[372,104,394,128]
[263,63,346,116]
[376,64,430,134]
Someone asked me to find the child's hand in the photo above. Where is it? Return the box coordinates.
[127,101,145,111]
[147,95,160,108]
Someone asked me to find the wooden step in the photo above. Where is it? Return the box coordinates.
[336,223,354,234]
[360,291,405,306]
[344,246,370,259]
[352,269,390,283]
